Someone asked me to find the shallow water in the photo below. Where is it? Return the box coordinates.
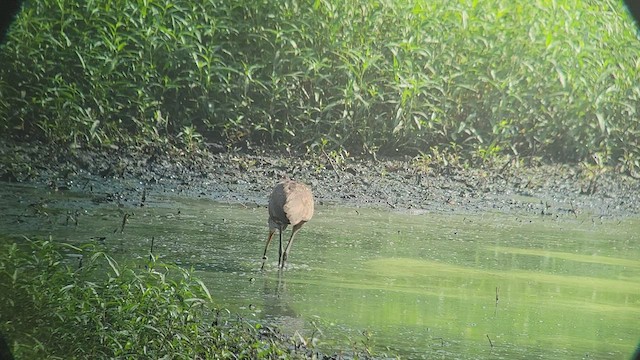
[1,181,639,359]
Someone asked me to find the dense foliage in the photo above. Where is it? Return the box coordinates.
[0,0,639,167]
[0,239,298,359]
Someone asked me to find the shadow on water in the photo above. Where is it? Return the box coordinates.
[260,272,309,337]
[1,181,639,359]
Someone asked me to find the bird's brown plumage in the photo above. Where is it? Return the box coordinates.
[261,180,314,269]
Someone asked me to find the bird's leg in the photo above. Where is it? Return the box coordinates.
[278,227,284,268]
[260,228,276,270]
[281,222,304,269]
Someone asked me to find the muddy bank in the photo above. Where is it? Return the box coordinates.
[1,142,639,219]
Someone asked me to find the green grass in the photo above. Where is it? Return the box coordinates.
[0,238,309,359]
[0,0,639,169]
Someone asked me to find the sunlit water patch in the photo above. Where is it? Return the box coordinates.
[1,182,639,359]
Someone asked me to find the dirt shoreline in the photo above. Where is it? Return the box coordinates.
[1,142,639,219]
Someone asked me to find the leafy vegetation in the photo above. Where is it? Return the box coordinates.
[0,0,639,168]
[0,238,306,359]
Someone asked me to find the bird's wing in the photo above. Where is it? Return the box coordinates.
[282,182,314,225]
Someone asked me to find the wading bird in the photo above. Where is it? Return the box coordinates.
[261,179,314,270]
